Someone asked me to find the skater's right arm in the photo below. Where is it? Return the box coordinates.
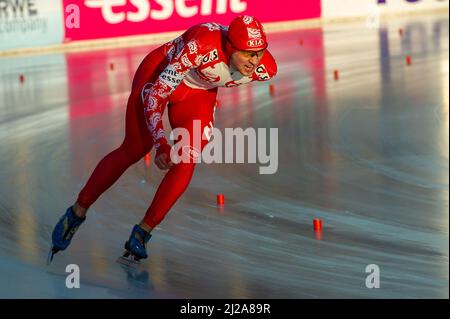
[142,27,211,157]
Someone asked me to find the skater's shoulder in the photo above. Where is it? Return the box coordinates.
[252,51,277,81]
[261,50,277,72]
[196,22,227,36]
[185,22,226,50]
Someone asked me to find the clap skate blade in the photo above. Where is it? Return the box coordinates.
[116,250,142,268]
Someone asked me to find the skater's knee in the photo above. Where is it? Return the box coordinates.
[117,141,149,164]
[170,161,196,177]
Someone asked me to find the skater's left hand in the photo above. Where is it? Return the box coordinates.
[155,144,174,170]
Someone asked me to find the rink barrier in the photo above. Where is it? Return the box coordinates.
[0,6,447,58]
[0,18,323,58]
[62,0,320,42]
[0,0,64,52]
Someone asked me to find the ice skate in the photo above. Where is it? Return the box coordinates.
[47,206,86,264]
[116,224,152,267]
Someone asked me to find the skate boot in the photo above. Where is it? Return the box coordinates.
[47,206,86,264]
[120,224,152,264]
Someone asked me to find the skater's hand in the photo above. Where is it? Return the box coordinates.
[155,143,174,170]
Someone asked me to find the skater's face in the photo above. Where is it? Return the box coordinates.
[231,49,265,76]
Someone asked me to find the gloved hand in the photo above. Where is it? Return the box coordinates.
[155,143,174,170]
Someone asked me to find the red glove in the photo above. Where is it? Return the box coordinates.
[154,143,173,170]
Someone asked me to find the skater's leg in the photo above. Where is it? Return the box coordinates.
[50,48,169,260]
[74,47,169,217]
[121,87,216,260]
[140,87,217,231]
[140,159,197,230]
[76,90,153,216]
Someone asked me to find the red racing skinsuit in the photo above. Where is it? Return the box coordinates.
[77,22,277,227]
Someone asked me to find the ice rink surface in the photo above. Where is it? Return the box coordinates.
[0,13,448,298]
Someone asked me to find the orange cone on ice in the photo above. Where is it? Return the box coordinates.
[333,70,339,81]
[406,56,412,66]
[313,219,322,231]
[217,194,225,206]
[144,153,151,167]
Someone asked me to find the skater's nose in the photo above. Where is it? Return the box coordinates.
[249,55,259,65]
